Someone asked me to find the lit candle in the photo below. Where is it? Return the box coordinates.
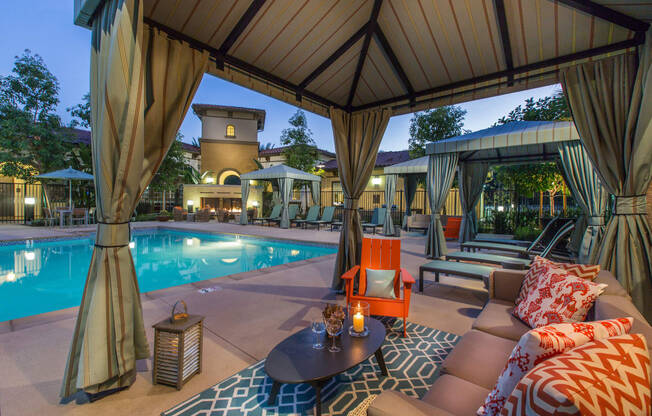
[353,312,364,333]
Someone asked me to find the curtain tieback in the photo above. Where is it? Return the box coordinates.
[343,197,359,210]
[431,214,441,220]
[587,216,605,226]
[96,222,131,248]
[614,195,647,215]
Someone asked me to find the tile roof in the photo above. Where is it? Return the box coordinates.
[323,150,410,171]
[66,128,200,154]
[259,145,335,158]
[192,104,266,130]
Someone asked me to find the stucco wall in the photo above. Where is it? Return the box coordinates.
[200,116,258,143]
[200,141,259,180]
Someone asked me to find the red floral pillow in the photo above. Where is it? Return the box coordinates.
[503,334,651,416]
[477,318,633,416]
[513,264,607,328]
[515,256,600,305]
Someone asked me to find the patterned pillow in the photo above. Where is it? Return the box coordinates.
[477,318,632,416]
[515,256,600,305]
[513,264,607,327]
[503,334,651,416]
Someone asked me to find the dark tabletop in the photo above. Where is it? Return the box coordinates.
[265,317,386,384]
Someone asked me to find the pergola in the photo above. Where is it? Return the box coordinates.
[67,0,651,398]
[240,164,321,228]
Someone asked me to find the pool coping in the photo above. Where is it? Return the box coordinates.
[0,225,339,334]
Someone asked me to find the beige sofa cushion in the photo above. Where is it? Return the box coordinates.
[472,299,530,341]
[594,294,652,356]
[593,270,631,298]
[367,390,455,416]
[441,329,517,390]
[423,374,490,416]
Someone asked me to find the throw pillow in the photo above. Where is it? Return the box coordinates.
[513,264,606,327]
[515,256,600,305]
[364,268,397,299]
[503,334,651,416]
[477,318,632,416]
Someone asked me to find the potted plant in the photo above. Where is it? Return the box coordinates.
[157,210,171,222]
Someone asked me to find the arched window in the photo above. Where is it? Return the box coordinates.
[226,124,235,137]
[224,175,241,185]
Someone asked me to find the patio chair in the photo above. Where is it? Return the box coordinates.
[460,216,570,257]
[443,217,461,240]
[42,207,57,227]
[304,206,335,230]
[70,208,88,226]
[195,208,211,222]
[252,204,281,225]
[361,207,386,234]
[342,237,415,337]
[418,222,576,292]
[267,204,298,226]
[291,205,320,228]
[406,214,429,233]
[173,206,187,221]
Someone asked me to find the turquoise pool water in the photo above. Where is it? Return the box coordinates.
[0,229,335,322]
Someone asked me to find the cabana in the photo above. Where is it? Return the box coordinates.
[424,120,599,258]
[383,156,428,234]
[240,164,321,229]
[67,0,651,398]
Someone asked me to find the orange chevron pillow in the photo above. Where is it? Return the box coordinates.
[515,256,600,305]
[503,334,651,416]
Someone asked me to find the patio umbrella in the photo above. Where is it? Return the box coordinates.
[37,166,94,208]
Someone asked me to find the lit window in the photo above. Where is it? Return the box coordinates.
[226,124,235,137]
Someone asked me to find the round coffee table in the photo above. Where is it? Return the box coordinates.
[265,317,387,416]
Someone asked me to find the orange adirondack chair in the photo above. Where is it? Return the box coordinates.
[342,238,415,337]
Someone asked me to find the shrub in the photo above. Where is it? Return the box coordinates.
[514,226,542,241]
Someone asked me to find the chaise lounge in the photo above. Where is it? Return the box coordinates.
[367,268,652,415]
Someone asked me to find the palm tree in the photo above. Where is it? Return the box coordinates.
[259,142,276,151]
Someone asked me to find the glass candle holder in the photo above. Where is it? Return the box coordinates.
[348,301,370,337]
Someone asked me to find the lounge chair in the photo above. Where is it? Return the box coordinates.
[305,206,335,230]
[267,204,298,226]
[71,208,88,225]
[173,206,187,221]
[195,208,211,222]
[460,216,570,257]
[291,205,320,228]
[418,222,576,292]
[362,207,386,234]
[406,214,429,233]
[252,204,281,225]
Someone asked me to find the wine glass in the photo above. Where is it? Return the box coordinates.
[311,320,325,350]
[325,317,342,352]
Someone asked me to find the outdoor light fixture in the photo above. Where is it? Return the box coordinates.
[251,201,259,207]
[497,206,505,212]
[24,197,35,205]
[187,200,194,213]
[371,177,381,186]
[205,177,215,184]
[24,197,36,224]
[24,252,35,261]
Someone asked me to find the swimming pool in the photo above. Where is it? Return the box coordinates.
[0,229,336,322]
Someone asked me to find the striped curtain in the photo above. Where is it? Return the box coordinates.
[426,153,459,258]
[61,0,208,397]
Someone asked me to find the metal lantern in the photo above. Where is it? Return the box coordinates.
[153,301,203,390]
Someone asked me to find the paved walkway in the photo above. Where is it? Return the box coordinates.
[0,221,485,416]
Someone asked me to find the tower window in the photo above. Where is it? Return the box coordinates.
[226,124,235,137]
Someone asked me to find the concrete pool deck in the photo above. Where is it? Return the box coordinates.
[0,221,486,416]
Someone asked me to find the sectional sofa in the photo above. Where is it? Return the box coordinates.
[367,268,652,416]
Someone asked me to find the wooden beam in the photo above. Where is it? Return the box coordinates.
[347,0,383,108]
[556,0,649,33]
[353,34,644,112]
[298,22,370,91]
[143,17,342,111]
[493,0,514,85]
[374,27,415,101]
[218,0,267,56]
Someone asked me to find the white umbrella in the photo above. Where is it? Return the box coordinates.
[37,166,94,208]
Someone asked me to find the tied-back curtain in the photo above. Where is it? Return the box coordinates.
[279,177,294,228]
[311,181,320,206]
[402,174,418,228]
[382,174,397,235]
[557,141,607,263]
[426,153,459,258]
[61,0,208,398]
[240,180,250,224]
[330,107,391,290]
[458,162,488,243]
[560,31,652,319]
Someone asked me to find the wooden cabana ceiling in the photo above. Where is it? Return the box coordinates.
[121,0,650,117]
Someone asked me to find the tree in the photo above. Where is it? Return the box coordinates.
[280,110,318,172]
[0,50,72,181]
[149,134,189,211]
[495,91,571,125]
[408,106,467,158]
[67,92,90,128]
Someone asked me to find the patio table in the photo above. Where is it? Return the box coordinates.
[58,209,72,227]
[265,317,387,416]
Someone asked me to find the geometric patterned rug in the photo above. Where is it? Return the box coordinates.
[162,318,459,416]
